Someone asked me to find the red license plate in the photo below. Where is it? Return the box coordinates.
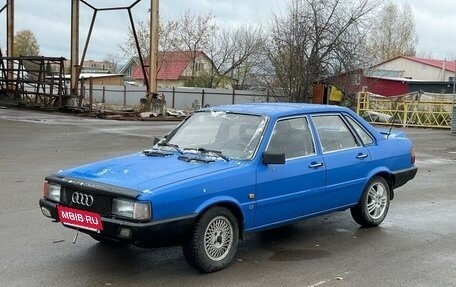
[57,206,103,231]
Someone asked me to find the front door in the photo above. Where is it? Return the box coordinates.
[254,116,326,229]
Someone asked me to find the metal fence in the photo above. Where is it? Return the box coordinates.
[357,92,454,129]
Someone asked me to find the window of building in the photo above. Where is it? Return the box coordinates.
[195,63,204,72]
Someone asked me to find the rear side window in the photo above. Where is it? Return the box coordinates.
[312,115,359,153]
[345,116,374,145]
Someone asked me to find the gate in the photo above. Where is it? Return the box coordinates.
[357,91,453,129]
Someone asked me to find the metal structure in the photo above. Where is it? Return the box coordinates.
[1,0,159,110]
[452,61,456,135]
[70,0,159,108]
[1,0,65,108]
[1,0,15,90]
[452,103,456,134]
[0,53,66,108]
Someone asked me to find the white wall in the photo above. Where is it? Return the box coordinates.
[372,58,455,81]
[83,85,269,110]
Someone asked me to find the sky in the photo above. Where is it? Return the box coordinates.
[0,0,455,62]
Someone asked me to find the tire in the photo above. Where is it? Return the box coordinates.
[351,176,390,227]
[182,207,239,273]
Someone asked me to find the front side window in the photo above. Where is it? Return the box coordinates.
[312,115,359,153]
[266,117,315,159]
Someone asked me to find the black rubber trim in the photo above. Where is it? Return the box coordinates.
[39,198,197,248]
[45,174,139,198]
[392,166,418,189]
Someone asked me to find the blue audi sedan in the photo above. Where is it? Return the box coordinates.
[39,103,417,272]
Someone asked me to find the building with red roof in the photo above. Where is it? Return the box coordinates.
[369,56,456,82]
[131,51,221,88]
[314,56,456,103]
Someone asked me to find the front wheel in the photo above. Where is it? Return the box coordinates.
[182,207,239,273]
[351,176,390,227]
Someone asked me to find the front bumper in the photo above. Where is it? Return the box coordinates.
[392,166,418,189]
[39,198,196,247]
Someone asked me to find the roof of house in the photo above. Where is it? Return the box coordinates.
[372,56,456,73]
[131,51,208,81]
[118,57,140,74]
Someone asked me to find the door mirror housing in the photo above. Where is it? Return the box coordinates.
[262,152,285,165]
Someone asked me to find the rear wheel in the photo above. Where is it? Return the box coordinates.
[351,176,390,227]
[182,207,239,273]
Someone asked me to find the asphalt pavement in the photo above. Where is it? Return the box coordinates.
[0,108,455,287]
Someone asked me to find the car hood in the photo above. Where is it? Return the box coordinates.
[56,152,242,193]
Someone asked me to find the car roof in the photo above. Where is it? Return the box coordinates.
[203,103,351,118]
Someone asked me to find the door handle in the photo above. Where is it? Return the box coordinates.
[356,153,368,159]
[309,161,324,168]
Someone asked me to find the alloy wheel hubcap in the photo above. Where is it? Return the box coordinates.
[367,182,388,220]
[204,216,233,261]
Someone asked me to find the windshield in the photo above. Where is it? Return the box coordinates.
[163,111,267,160]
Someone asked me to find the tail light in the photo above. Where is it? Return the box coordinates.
[411,147,416,164]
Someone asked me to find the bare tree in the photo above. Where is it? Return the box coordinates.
[265,0,379,103]
[103,53,121,73]
[206,25,266,88]
[173,11,217,82]
[120,18,179,59]
[120,11,264,89]
[367,1,418,63]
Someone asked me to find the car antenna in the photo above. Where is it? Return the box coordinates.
[386,96,402,139]
[387,112,398,139]
[387,91,420,138]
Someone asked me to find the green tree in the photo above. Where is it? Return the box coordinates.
[13,29,40,56]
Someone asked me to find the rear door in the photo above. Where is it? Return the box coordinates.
[311,114,373,210]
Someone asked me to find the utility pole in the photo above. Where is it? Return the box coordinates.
[147,0,159,110]
[6,0,14,90]
[70,0,79,100]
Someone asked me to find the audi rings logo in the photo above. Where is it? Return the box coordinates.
[71,192,94,207]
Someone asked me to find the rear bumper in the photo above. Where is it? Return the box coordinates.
[392,166,418,189]
[39,198,196,247]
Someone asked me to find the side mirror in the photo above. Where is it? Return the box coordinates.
[262,152,285,165]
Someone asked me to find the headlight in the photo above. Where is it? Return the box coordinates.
[112,198,151,220]
[44,181,61,202]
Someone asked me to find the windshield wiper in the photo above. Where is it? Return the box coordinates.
[194,148,230,162]
[178,155,214,163]
[142,149,173,157]
[157,142,183,154]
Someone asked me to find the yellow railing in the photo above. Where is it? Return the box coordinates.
[356,92,454,129]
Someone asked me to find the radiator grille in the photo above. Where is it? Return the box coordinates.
[61,186,112,215]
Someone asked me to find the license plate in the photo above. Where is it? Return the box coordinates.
[57,206,103,231]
